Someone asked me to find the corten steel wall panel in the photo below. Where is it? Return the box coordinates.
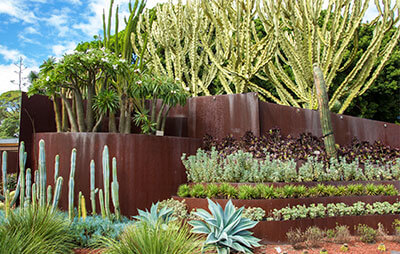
[259,101,400,147]
[0,151,18,174]
[188,93,260,139]
[20,93,57,170]
[32,133,201,216]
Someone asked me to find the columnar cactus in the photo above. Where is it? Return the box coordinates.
[78,191,82,218]
[102,146,111,218]
[19,142,25,207]
[81,195,87,221]
[111,157,120,220]
[51,177,63,213]
[46,185,52,207]
[32,183,37,207]
[54,155,59,184]
[38,140,47,207]
[25,168,31,206]
[1,151,7,197]
[90,160,97,215]
[99,189,106,219]
[68,148,77,220]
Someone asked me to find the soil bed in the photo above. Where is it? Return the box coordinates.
[255,240,400,254]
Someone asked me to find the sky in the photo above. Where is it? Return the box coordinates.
[0,0,381,94]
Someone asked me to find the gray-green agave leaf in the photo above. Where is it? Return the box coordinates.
[189,198,261,254]
[133,202,176,227]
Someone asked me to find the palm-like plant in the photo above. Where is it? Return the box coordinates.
[189,199,261,254]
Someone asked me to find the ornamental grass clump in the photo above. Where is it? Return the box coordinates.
[189,199,261,254]
[0,206,76,254]
[97,221,203,254]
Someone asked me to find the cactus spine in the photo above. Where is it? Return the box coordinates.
[313,64,337,158]
[111,157,120,220]
[99,189,106,219]
[102,146,111,218]
[51,177,63,213]
[90,160,96,215]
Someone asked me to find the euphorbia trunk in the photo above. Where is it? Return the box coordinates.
[86,82,95,132]
[52,95,62,132]
[74,89,87,132]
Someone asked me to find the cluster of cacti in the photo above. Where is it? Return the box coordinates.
[0,140,63,215]
[0,140,121,221]
[67,145,121,221]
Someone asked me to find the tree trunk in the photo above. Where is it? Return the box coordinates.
[156,103,166,131]
[61,95,69,132]
[313,64,337,158]
[123,101,133,134]
[109,112,117,133]
[74,89,87,132]
[86,81,95,131]
[161,106,172,132]
[92,114,104,132]
[59,94,78,132]
[52,95,62,132]
[119,96,126,133]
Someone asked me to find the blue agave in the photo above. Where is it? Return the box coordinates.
[133,202,176,227]
[189,199,261,254]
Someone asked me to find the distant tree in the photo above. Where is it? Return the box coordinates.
[0,91,21,138]
[10,57,28,91]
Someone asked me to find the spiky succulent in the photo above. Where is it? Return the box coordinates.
[133,202,176,228]
[189,199,261,254]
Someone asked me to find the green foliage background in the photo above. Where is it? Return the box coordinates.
[0,91,21,139]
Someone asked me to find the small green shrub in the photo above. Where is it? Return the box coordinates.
[304,226,325,248]
[190,184,206,198]
[286,228,305,249]
[356,224,377,243]
[70,216,130,248]
[0,173,17,195]
[98,221,203,254]
[177,184,190,197]
[240,206,266,221]
[331,225,351,244]
[158,198,188,220]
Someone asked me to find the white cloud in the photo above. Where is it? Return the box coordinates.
[70,0,82,5]
[24,26,40,35]
[0,45,24,62]
[51,41,77,57]
[0,63,39,94]
[46,13,70,37]
[0,0,38,24]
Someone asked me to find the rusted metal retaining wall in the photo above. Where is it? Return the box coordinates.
[259,101,400,147]
[33,133,201,215]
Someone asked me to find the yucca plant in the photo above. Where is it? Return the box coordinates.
[189,199,261,254]
[0,206,76,254]
[132,202,176,228]
[97,220,203,254]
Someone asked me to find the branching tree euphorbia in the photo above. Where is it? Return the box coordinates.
[258,0,400,112]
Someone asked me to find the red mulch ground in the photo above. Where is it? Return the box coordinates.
[255,240,400,254]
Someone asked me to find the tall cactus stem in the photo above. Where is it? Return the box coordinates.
[99,189,106,219]
[51,177,63,213]
[19,142,25,208]
[111,157,120,220]
[68,178,74,220]
[2,151,7,197]
[25,168,32,206]
[81,195,87,221]
[38,140,46,207]
[313,64,337,158]
[32,183,37,208]
[5,190,10,218]
[47,185,52,207]
[54,155,59,184]
[102,146,111,218]
[90,160,96,215]
[78,191,82,218]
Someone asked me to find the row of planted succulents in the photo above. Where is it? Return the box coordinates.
[0,141,263,254]
[183,130,400,183]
